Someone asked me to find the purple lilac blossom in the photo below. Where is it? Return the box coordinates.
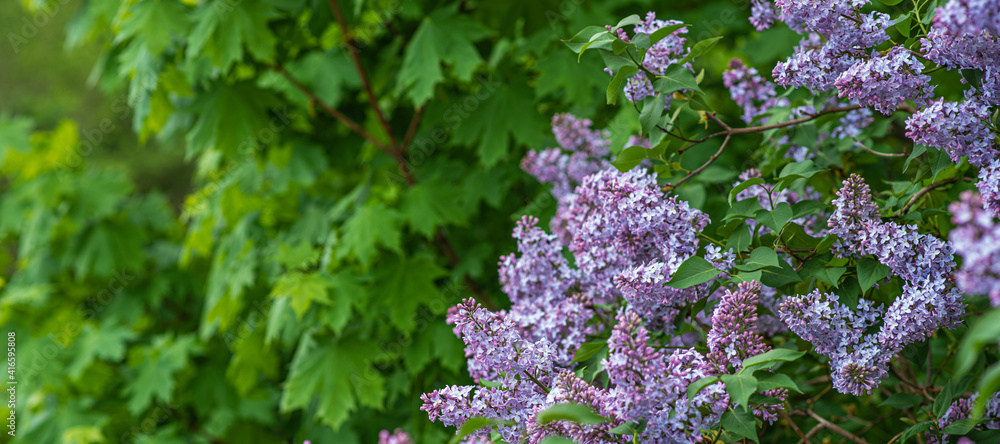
[526,371,626,444]
[422,299,555,442]
[981,159,1000,216]
[603,311,728,443]
[834,46,934,115]
[706,281,770,371]
[782,174,965,395]
[750,0,777,30]
[831,107,873,139]
[498,216,595,365]
[906,98,996,167]
[723,58,790,124]
[378,429,414,444]
[929,393,1000,444]
[949,191,1000,305]
[564,168,708,302]
[522,114,611,202]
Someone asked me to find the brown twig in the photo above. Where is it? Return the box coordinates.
[327,0,398,149]
[401,105,425,153]
[780,408,808,442]
[274,64,390,152]
[804,409,869,444]
[893,177,968,217]
[853,138,906,157]
[668,134,731,189]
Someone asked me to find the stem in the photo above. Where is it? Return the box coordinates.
[667,134,731,189]
[892,177,968,217]
[273,64,390,152]
[804,409,870,444]
[327,0,398,149]
[401,105,426,153]
[853,138,906,157]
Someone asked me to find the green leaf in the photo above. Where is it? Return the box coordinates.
[125,335,198,415]
[649,24,689,45]
[879,393,923,409]
[397,6,491,105]
[857,257,891,294]
[812,266,847,288]
[374,255,448,333]
[942,418,982,435]
[539,437,576,444]
[187,0,277,71]
[900,421,933,443]
[956,308,1000,375]
[572,341,608,364]
[726,224,752,254]
[760,259,803,288]
[678,36,724,66]
[778,160,824,183]
[755,373,802,393]
[607,65,638,105]
[609,420,647,435]
[68,323,137,380]
[653,65,703,95]
[881,0,905,5]
[270,272,330,319]
[904,144,927,172]
[665,256,721,289]
[280,333,386,430]
[721,373,758,408]
[756,202,794,233]
[721,409,759,443]
[895,12,913,37]
[402,179,470,237]
[184,82,280,157]
[451,417,511,443]
[451,77,543,167]
[117,0,190,55]
[535,403,607,425]
[337,203,402,269]
[612,143,666,172]
[740,348,805,375]
[730,178,766,205]
[687,376,721,400]
[565,26,608,52]
[613,14,644,29]
[973,363,1000,418]
[735,247,780,271]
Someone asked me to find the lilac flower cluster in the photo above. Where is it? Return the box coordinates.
[834,47,934,115]
[421,298,555,442]
[566,168,707,292]
[499,216,595,364]
[929,393,1000,444]
[906,98,996,167]
[723,58,790,124]
[831,107,874,139]
[605,12,691,104]
[906,97,1000,214]
[522,114,611,203]
[781,175,964,395]
[377,429,414,444]
[949,191,1000,305]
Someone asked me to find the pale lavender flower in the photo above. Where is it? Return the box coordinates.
[906,98,997,167]
[949,191,1000,305]
[724,58,790,123]
[378,429,414,444]
[834,46,934,115]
